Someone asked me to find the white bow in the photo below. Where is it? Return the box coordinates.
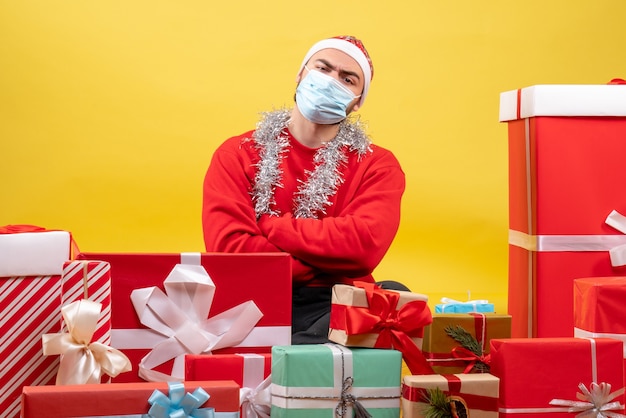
[550,382,626,418]
[130,263,263,381]
[240,376,272,418]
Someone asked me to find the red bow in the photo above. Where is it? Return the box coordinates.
[341,282,434,375]
[451,346,492,374]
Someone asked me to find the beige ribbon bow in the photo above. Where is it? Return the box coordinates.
[42,299,132,385]
[550,382,626,418]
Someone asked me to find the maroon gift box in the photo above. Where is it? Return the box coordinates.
[77,252,292,382]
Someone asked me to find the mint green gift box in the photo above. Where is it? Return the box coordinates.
[271,344,402,418]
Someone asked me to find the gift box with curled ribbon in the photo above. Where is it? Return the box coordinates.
[401,373,499,418]
[0,225,77,418]
[185,353,272,418]
[20,380,240,418]
[490,337,626,417]
[500,83,626,338]
[421,313,511,375]
[271,344,402,418]
[328,282,434,375]
[76,252,292,383]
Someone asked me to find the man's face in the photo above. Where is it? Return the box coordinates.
[297,48,365,113]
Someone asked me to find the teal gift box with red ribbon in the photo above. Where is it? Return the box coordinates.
[328,282,434,375]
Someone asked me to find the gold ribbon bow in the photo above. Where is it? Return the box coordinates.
[42,299,132,385]
[550,382,626,418]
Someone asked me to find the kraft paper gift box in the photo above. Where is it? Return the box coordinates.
[0,226,74,418]
[21,380,240,418]
[271,344,402,418]
[328,282,434,375]
[490,337,626,417]
[500,84,626,338]
[185,353,272,417]
[422,313,511,375]
[77,252,292,382]
[574,276,626,372]
[401,373,499,418]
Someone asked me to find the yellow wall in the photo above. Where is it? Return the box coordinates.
[2,1,625,313]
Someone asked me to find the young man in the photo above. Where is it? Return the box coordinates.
[202,36,407,343]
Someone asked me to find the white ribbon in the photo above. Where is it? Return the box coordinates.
[42,299,132,385]
[240,376,272,418]
[549,383,626,417]
[508,210,626,267]
[130,263,263,381]
[238,354,272,418]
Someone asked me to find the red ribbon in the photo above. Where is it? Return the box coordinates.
[0,224,48,234]
[608,78,626,85]
[331,281,434,375]
[450,347,492,374]
[401,374,498,412]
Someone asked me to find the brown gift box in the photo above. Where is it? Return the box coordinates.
[422,313,511,374]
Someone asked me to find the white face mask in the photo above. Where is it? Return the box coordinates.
[295,67,361,124]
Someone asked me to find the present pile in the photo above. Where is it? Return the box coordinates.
[5,82,626,417]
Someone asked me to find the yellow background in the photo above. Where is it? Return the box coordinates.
[2,1,625,313]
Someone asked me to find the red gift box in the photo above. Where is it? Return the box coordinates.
[185,353,272,417]
[574,277,626,372]
[500,84,626,338]
[20,380,240,418]
[490,337,625,417]
[0,275,61,418]
[185,353,271,387]
[77,252,292,382]
[61,260,112,345]
[0,227,75,418]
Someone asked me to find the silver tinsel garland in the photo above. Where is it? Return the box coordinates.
[248,109,372,219]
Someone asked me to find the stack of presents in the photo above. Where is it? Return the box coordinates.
[3,82,626,418]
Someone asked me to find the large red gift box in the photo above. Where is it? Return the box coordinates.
[500,84,626,337]
[21,380,239,418]
[77,252,292,382]
[490,337,625,417]
[0,227,74,418]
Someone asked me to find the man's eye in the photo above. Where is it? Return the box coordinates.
[344,77,355,85]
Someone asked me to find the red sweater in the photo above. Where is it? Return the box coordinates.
[202,127,405,287]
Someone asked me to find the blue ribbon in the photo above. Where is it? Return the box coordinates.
[147,382,214,418]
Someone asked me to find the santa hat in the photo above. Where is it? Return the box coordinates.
[298,35,374,107]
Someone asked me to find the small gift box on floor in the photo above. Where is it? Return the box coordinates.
[271,344,402,418]
[329,282,434,375]
[185,353,272,417]
[76,252,292,382]
[0,225,75,417]
[422,313,511,375]
[21,380,240,418]
[490,337,626,417]
[401,373,499,418]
